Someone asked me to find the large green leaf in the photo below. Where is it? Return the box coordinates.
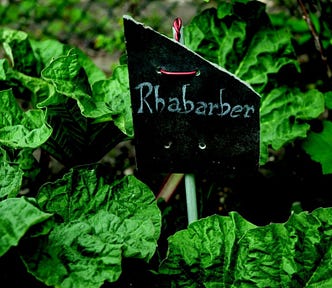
[302,120,332,175]
[260,87,325,163]
[40,49,105,117]
[0,197,53,257]
[0,28,38,76]
[0,147,23,198]
[0,89,52,148]
[21,165,161,287]
[31,39,106,85]
[92,65,133,136]
[235,28,297,90]
[0,29,57,107]
[0,162,23,199]
[38,50,131,165]
[159,208,332,287]
[159,213,256,287]
[0,27,105,83]
[40,49,133,136]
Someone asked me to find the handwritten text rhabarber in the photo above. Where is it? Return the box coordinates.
[135,82,255,118]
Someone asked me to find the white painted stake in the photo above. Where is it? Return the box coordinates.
[185,173,198,224]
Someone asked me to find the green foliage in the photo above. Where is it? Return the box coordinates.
[0,89,52,148]
[0,159,23,198]
[0,197,52,257]
[159,208,332,287]
[20,165,161,287]
[0,0,331,287]
[0,27,132,166]
[302,120,332,174]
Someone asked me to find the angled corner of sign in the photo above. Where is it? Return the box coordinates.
[123,15,139,33]
[123,14,140,26]
[123,15,153,32]
[123,14,132,20]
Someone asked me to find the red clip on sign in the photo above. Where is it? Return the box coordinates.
[123,15,260,177]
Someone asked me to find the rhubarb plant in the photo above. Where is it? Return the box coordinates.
[0,0,331,287]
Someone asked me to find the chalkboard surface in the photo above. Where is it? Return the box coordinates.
[123,15,260,176]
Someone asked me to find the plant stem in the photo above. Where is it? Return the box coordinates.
[297,0,332,79]
[156,173,184,202]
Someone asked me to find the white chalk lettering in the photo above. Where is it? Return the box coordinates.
[154,85,165,112]
[180,84,194,114]
[243,105,255,118]
[195,101,207,115]
[218,89,231,116]
[134,82,255,118]
[230,105,242,118]
[168,97,180,112]
[209,103,219,116]
[136,82,153,113]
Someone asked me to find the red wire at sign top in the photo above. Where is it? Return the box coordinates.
[158,17,198,76]
[173,17,182,42]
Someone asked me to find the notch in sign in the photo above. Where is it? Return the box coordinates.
[123,15,260,177]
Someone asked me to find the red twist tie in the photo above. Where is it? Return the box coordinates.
[159,68,197,76]
[173,17,182,42]
[159,17,198,77]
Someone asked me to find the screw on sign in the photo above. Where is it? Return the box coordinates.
[123,15,260,223]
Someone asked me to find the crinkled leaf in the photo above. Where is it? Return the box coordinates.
[39,48,104,112]
[31,39,105,85]
[0,197,53,257]
[302,120,332,175]
[40,50,133,136]
[0,28,38,76]
[0,30,57,107]
[159,208,332,287]
[0,147,38,198]
[0,28,104,82]
[159,213,256,286]
[22,165,161,287]
[0,161,23,198]
[0,89,52,148]
[260,87,325,164]
[92,65,133,136]
[6,68,56,107]
[40,49,106,117]
[235,28,298,91]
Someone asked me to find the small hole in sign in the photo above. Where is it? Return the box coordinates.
[164,141,172,149]
[198,142,206,150]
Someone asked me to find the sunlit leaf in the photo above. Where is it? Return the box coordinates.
[22,165,161,287]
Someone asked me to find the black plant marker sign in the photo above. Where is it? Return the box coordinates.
[123,15,260,177]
